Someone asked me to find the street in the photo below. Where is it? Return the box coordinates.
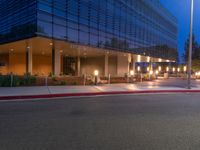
[137,78,200,88]
[1,94,200,150]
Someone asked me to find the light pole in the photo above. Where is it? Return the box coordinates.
[188,0,194,89]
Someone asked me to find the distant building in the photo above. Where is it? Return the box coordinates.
[0,0,177,76]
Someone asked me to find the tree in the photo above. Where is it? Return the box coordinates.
[192,59,200,72]
[183,35,200,62]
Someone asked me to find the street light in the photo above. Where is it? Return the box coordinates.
[188,0,194,89]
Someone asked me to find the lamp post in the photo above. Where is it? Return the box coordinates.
[188,0,194,89]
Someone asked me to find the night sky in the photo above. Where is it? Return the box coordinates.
[160,0,200,62]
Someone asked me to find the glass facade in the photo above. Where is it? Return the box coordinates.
[0,0,178,60]
[0,0,37,44]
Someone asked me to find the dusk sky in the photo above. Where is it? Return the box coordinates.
[160,0,200,62]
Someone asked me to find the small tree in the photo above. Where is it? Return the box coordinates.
[192,59,200,72]
[183,35,200,62]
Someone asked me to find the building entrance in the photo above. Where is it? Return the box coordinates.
[63,57,76,76]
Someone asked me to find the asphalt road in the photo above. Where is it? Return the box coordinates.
[138,78,200,88]
[1,94,200,150]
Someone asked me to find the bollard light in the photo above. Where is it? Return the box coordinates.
[94,70,99,76]
[130,70,134,76]
[147,67,150,72]
[149,70,153,75]
[155,70,159,75]
[94,70,99,85]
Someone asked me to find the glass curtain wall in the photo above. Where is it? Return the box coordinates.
[0,0,37,44]
[36,0,177,60]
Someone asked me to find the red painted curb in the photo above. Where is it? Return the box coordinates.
[1,90,200,101]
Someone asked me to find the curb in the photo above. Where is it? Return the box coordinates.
[1,90,200,101]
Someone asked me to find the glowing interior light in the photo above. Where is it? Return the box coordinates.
[147,56,150,62]
[184,66,187,72]
[137,66,141,72]
[158,66,162,72]
[166,67,169,72]
[137,55,141,62]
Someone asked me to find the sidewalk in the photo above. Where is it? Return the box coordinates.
[1,80,200,100]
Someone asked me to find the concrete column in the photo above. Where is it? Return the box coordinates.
[131,55,136,73]
[128,54,132,74]
[26,46,32,75]
[104,54,109,76]
[54,49,61,76]
[132,61,136,73]
[52,46,55,75]
[149,58,153,71]
[77,56,81,76]
[117,54,129,76]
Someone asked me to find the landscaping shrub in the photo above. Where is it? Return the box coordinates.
[0,74,36,87]
[48,72,53,77]
[51,76,57,82]
[0,75,11,87]
[21,74,36,86]
[60,81,67,85]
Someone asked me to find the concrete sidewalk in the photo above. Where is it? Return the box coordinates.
[0,82,200,97]
[1,78,200,100]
